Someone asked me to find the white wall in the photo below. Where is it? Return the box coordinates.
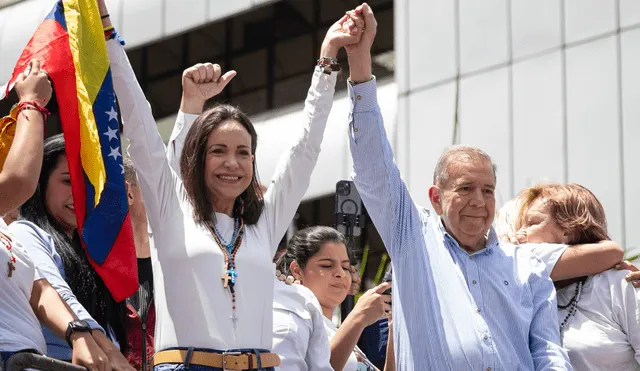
[396,0,640,253]
[0,0,277,83]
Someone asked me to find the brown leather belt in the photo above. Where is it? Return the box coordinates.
[153,349,280,370]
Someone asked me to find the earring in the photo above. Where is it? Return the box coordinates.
[236,197,245,217]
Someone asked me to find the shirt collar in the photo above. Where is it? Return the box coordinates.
[437,217,499,256]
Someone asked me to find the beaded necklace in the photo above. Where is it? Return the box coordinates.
[205,215,245,325]
[1,232,15,277]
[558,280,584,337]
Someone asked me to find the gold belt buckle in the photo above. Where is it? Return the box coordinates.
[221,351,242,371]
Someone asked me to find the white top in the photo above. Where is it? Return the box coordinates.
[0,218,46,353]
[528,244,640,371]
[106,39,337,350]
[322,317,376,371]
[272,280,333,371]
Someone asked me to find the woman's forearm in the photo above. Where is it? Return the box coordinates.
[30,278,78,339]
[329,313,367,371]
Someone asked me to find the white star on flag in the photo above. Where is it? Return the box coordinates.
[108,146,122,161]
[120,164,125,175]
[106,107,118,122]
[103,126,118,142]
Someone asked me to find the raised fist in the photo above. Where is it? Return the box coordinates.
[182,63,237,104]
[14,59,52,107]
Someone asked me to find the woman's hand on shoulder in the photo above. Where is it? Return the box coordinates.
[616,260,640,288]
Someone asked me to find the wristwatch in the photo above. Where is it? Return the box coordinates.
[65,320,91,347]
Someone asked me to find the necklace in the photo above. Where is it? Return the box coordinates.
[1,232,16,278]
[206,216,245,325]
[559,280,583,336]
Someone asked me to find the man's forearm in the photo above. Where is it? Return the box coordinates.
[348,53,373,82]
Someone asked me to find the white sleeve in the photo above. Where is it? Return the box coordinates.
[523,243,569,278]
[167,112,198,176]
[261,68,336,256]
[611,270,640,363]
[272,308,333,371]
[106,39,182,228]
[273,309,310,371]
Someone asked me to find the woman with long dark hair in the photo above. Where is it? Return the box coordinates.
[0,59,108,371]
[10,134,134,371]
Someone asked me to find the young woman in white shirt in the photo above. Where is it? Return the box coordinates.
[502,183,640,371]
[0,59,108,371]
[99,0,366,369]
[276,226,393,371]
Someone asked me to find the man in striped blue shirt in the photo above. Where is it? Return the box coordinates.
[344,4,571,371]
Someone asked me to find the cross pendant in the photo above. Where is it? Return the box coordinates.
[7,261,15,278]
[221,272,230,288]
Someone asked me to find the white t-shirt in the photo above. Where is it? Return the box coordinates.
[528,243,640,371]
[0,219,47,353]
[272,280,333,371]
[322,317,376,371]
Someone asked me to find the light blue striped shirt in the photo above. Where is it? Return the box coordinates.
[347,78,571,371]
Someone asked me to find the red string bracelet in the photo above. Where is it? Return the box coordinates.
[16,100,50,121]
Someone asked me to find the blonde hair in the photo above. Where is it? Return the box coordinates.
[514,183,609,245]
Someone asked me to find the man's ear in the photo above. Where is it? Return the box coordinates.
[429,186,444,215]
[125,181,134,206]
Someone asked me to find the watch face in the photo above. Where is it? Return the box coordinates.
[71,320,90,330]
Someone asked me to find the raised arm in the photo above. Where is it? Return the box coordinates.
[167,63,236,176]
[346,5,422,260]
[100,4,180,227]
[261,14,362,254]
[0,60,51,215]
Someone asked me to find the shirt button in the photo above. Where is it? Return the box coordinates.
[356,95,362,100]
[483,334,489,340]
[472,280,477,284]
[504,280,509,286]
[487,368,492,371]
[354,128,359,133]
[476,307,481,313]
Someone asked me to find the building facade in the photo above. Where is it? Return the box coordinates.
[1,0,638,256]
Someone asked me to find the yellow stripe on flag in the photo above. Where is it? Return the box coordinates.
[63,0,109,206]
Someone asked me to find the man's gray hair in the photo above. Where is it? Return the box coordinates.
[433,145,497,187]
[122,156,138,185]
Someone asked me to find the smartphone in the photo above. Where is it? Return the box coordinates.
[383,267,392,295]
[334,180,364,237]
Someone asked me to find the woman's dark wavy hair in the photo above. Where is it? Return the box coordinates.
[277,226,352,274]
[19,134,127,349]
[180,104,264,225]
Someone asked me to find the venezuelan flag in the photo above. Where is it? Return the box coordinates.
[2,0,137,301]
